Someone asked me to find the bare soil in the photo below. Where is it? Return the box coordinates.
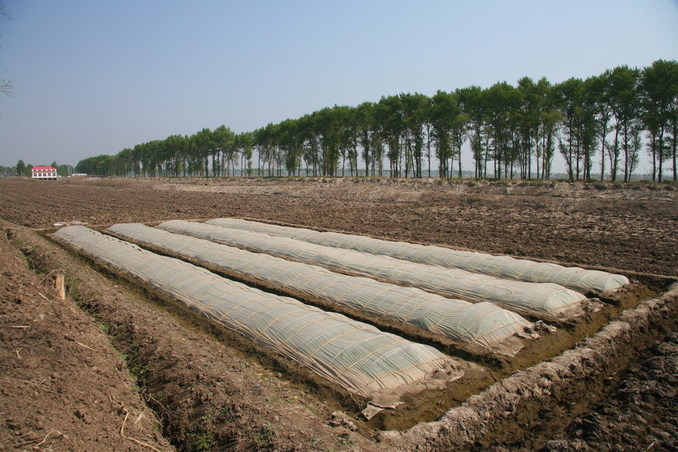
[1,177,675,276]
[544,332,678,452]
[0,176,675,451]
[0,223,172,451]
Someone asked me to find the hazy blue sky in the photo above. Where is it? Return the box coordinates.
[0,0,676,172]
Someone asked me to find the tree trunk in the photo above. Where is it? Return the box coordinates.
[600,139,606,181]
[611,127,620,182]
[673,117,677,182]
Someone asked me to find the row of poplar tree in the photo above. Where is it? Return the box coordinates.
[76,59,677,182]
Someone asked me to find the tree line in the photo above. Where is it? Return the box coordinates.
[0,165,16,176]
[75,60,676,182]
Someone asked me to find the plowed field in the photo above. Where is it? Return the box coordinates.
[1,176,676,451]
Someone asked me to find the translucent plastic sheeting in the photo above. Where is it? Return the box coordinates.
[208,218,629,294]
[159,220,587,316]
[53,225,453,397]
[108,223,530,349]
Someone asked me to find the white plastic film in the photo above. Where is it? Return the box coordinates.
[108,223,530,349]
[53,225,452,397]
[159,220,587,316]
[208,218,629,293]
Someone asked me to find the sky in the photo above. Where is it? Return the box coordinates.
[0,0,677,173]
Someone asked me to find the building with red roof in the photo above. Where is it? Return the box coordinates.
[31,166,58,180]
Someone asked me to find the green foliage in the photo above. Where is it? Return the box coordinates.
[16,160,25,176]
[253,423,276,449]
[640,59,678,182]
[53,162,74,176]
[72,60,677,182]
[187,432,213,452]
[0,165,16,176]
[75,154,115,176]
